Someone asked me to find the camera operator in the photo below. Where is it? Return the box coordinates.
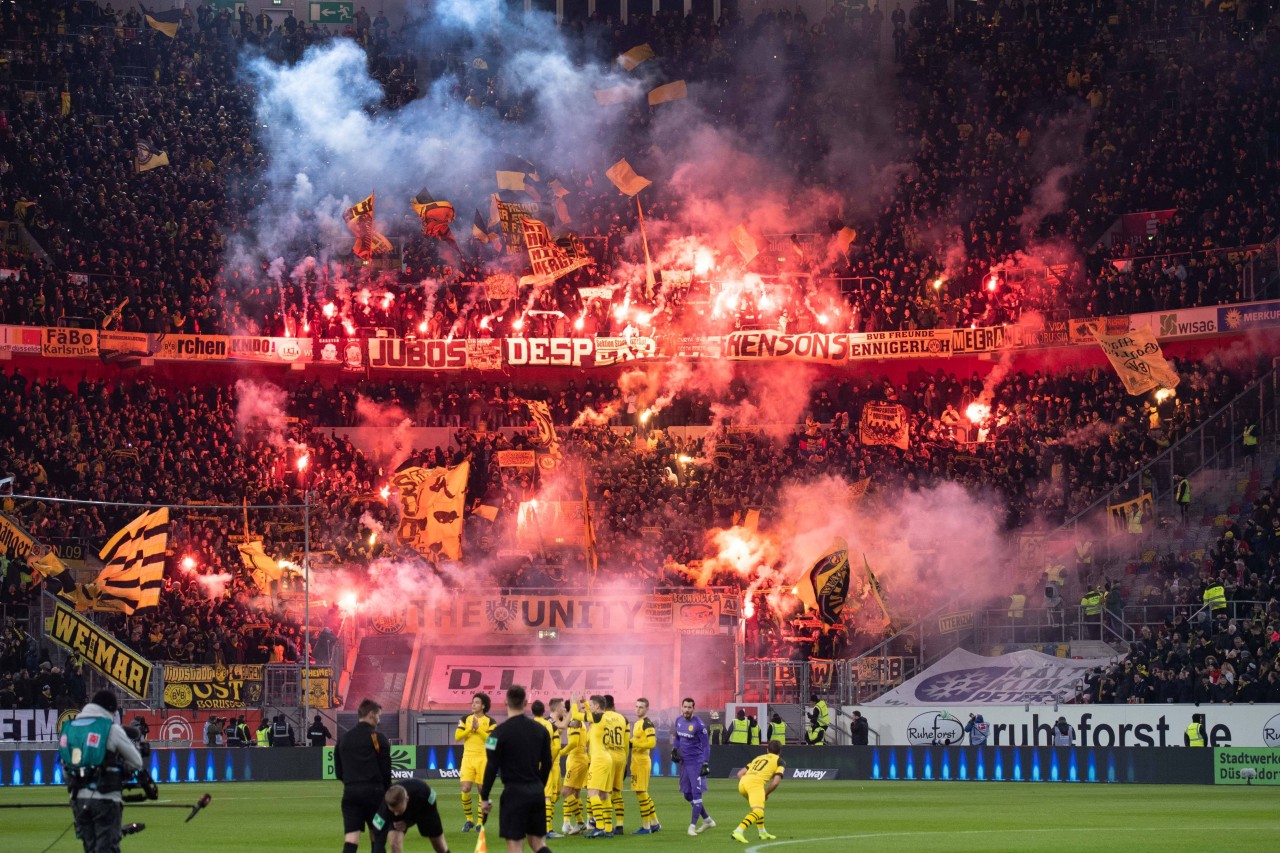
[60,689,144,853]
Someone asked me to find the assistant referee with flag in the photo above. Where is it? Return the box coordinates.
[479,685,555,853]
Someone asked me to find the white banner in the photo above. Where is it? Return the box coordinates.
[0,709,60,742]
[424,652,652,704]
[1094,327,1181,395]
[228,336,312,363]
[1131,306,1219,340]
[869,648,1116,706]
[851,704,1280,748]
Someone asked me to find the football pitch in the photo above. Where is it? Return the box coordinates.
[1,779,1277,852]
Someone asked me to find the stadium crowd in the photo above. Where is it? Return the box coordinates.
[0,0,1275,341]
[0,0,1278,712]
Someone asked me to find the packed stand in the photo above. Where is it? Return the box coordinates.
[0,1,1276,342]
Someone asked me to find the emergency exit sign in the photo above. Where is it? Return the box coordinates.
[310,2,354,24]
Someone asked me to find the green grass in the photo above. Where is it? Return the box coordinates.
[1,779,1278,852]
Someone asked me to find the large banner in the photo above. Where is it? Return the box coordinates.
[496,198,542,254]
[367,337,470,370]
[948,326,1006,354]
[503,336,658,368]
[154,334,229,361]
[868,648,1113,706]
[855,703,1280,748]
[422,591,734,636]
[1218,300,1280,333]
[228,336,312,364]
[42,327,98,357]
[162,664,264,710]
[722,330,951,363]
[1094,327,1180,395]
[859,403,910,450]
[0,709,62,742]
[422,649,659,704]
[48,600,154,698]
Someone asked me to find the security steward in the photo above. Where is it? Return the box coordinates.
[1202,578,1227,614]
[336,699,392,853]
[309,714,334,747]
[805,698,829,745]
[727,709,751,744]
[372,781,452,853]
[768,713,787,745]
[480,685,555,853]
[1080,586,1104,638]
[1184,713,1207,747]
[61,688,144,853]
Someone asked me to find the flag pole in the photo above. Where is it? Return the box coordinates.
[303,488,312,729]
[635,195,657,299]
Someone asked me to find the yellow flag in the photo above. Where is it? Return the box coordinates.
[647,80,688,106]
[618,44,656,71]
[605,159,652,197]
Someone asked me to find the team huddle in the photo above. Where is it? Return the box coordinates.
[454,692,784,846]
[337,692,785,853]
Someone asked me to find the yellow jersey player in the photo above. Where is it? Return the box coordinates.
[602,694,630,835]
[560,695,589,835]
[454,691,493,833]
[629,697,661,834]
[732,740,783,844]
[583,694,619,838]
[531,698,567,840]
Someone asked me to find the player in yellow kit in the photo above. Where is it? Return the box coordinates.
[560,695,589,835]
[629,697,662,834]
[602,694,630,835]
[454,692,493,833]
[584,694,621,838]
[731,740,783,844]
[532,698,568,839]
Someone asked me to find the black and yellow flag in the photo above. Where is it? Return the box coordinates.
[93,508,169,615]
[343,193,393,261]
[799,539,850,625]
[140,5,183,38]
[411,188,456,239]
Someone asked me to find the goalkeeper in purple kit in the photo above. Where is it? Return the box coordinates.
[670,697,716,837]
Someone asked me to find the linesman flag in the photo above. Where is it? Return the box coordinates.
[93,508,169,615]
[140,5,183,38]
[797,539,850,625]
[605,158,652,197]
[343,193,393,261]
[135,140,170,173]
[647,80,688,106]
[617,43,655,71]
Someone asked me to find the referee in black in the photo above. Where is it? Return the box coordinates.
[479,685,555,853]
[336,699,391,853]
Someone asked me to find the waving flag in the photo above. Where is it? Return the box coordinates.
[343,193,393,261]
[93,508,169,615]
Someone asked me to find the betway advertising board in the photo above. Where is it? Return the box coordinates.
[854,704,1280,749]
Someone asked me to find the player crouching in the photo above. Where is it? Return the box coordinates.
[732,740,783,844]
